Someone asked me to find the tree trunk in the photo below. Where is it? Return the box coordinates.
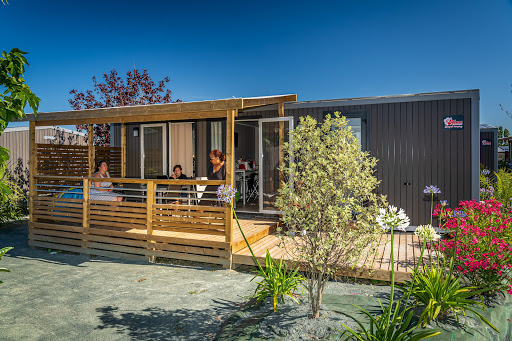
[310,277,325,318]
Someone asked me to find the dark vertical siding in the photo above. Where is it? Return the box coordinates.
[239,96,474,226]
[126,123,141,177]
[480,131,496,173]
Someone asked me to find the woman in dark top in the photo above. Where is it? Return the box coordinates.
[171,164,187,180]
[203,149,226,206]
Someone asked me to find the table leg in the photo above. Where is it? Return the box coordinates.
[242,172,246,205]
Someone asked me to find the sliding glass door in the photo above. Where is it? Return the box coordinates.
[258,117,293,214]
[140,124,167,179]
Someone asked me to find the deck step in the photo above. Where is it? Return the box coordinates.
[232,219,278,252]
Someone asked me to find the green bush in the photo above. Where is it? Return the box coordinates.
[0,246,13,284]
[0,166,24,224]
[405,262,496,331]
[252,250,306,312]
[276,114,386,318]
[480,168,512,207]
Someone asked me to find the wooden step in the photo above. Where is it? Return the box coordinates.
[232,218,278,252]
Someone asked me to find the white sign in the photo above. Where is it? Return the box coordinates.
[44,136,56,140]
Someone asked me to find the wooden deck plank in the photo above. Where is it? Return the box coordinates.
[233,232,421,283]
[397,232,408,272]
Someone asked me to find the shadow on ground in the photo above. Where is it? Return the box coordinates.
[96,299,240,340]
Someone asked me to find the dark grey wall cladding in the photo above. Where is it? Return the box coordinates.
[240,98,473,226]
[480,131,496,173]
[126,123,141,178]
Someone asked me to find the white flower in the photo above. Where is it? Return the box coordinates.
[376,205,410,232]
[301,230,307,236]
[414,224,441,241]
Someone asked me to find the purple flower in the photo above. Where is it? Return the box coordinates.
[216,184,237,203]
[482,169,491,176]
[423,185,441,194]
[454,210,467,219]
[440,200,448,207]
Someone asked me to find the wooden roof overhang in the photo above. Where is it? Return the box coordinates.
[22,94,297,126]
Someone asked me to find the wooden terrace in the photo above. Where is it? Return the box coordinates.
[25,95,426,282]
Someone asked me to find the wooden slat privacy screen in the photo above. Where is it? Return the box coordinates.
[94,146,122,177]
[36,144,122,177]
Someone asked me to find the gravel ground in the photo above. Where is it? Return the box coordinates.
[0,221,256,340]
[1,220,511,341]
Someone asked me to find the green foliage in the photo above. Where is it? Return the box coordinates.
[404,262,497,331]
[340,300,441,341]
[252,250,306,312]
[275,114,386,318]
[498,126,510,146]
[480,168,512,207]
[231,206,305,313]
[0,246,13,284]
[0,48,40,134]
[0,161,23,223]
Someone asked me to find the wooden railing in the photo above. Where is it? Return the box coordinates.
[31,175,231,243]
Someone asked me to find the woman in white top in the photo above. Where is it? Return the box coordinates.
[90,160,123,202]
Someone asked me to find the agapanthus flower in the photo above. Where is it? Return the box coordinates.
[423,185,441,194]
[454,210,467,219]
[216,184,237,203]
[440,200,448,207]
[414,224,441,241]
[376,205,410,232]
[482,169,491,176]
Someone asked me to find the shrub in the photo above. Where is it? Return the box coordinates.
[0,160,24,224]
[252,250,306,312]
[434,199,512,294]
[480,168,512,207]
[0,246,13,284]
[275,114,386,318]
[217,185,305,312]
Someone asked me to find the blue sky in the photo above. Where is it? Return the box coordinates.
[3,0,512,129]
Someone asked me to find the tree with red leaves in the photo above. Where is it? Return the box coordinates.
[69,68,180,146]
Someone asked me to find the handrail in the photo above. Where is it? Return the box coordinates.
[33,175,225,186]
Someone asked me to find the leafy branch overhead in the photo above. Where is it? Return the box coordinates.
[69,69,180,146]
[0,48,40,135]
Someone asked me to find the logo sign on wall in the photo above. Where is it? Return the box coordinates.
[481,140,492,146]
[443,115,464,130]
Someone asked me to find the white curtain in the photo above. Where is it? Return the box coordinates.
[169,123,193,177]
[211,121,223,151]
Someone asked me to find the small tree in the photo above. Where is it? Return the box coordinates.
[498,126,510,147]
[69,68,180,146]
[275,114,386,318]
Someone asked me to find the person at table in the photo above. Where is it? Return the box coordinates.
[202,149,226,206]
[171,165,187,180]
[90,160,123,202]
[169,164,188,204]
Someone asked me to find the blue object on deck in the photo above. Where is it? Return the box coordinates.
[60,188,83,200]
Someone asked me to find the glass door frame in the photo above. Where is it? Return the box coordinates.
[140,123,168,179]
[258,116,293,214]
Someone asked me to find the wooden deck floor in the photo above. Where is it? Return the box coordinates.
[29,218,279,267]
[93,217,278,250]
[233,232,437,283]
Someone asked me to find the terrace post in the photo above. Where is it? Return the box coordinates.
[121,123,126,178]
[146,180,156,262]
[82,178,90,249]
[88,125,94,177]
[82,178,89,228]
[225,109,235,267]
[278,102,285,187]
[29,121,36,224]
